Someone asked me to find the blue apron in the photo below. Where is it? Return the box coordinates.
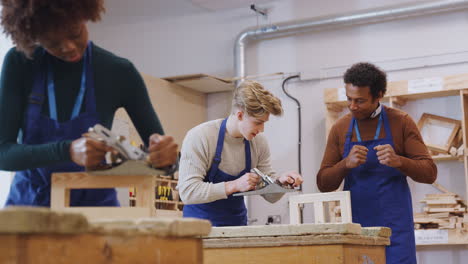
[5,42,119,207]
[343,108,416,264]
[183,118,251,226]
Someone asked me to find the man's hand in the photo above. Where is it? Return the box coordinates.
[277,171,303,187]
[147,134,178,168]
[225,172,260,195]
[70,136,114,169]
[374,144,402,167]
[345,145,368,169]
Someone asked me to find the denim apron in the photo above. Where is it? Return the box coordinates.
[343,108,416,264]
[183,118,251,226]
[6,42,119,207]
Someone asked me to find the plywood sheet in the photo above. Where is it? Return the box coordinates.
[163,73,235,93]
[113,74,206,148]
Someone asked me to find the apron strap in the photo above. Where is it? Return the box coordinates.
[208,118,253,182]
[84,42,96,113]
[47,42,92,120]
[381,107,393,140]
[244,139,251,171]
[208,118,228,182]
[344,118,354,156]
[26,52,48,126]
[353,113,383,142]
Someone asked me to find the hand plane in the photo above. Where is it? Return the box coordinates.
[85,124,165,175]
[233,168,297,203]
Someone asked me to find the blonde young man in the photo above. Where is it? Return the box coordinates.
[178,81,303,226]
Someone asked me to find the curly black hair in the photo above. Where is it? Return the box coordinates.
[1,0,105,57]
[344,62,387,99]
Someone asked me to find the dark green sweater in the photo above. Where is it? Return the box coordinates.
[0,43,164,171]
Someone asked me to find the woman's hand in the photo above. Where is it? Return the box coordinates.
[70,136,115,169]
[147,134,178,168]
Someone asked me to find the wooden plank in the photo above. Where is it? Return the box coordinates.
[50,186,70,209]
[204,244,385,264]
[0,234,202,264]
[52,173,152,188]
[162,73,234,93]
[114,74,206,148]
[314,201,325,224]
[134,175,153,209]
[204,234,389,248]
[57,207,152,220]
[206,223,363,239]
[462,90,468,206]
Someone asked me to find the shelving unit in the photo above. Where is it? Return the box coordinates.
[323,72,468,246]
[129,174,183,218]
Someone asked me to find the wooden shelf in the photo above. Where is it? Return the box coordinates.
[432,155,462,162]
[155,178,178,184]
[153,209,183,218]
[325,73,468,106]
[162,73,234,93]
[155,199,179,204]
[416,229,468,246]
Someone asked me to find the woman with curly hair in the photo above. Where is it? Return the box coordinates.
[178,80,303,226]
[0,0,178,206]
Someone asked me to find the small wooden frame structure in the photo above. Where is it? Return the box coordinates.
[51,171,156,220]
[289,191,352,224]
[417,113,461,153]
[203,223,390,264]
[0,207,211,264]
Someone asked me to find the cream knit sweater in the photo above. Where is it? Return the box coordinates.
[177,119,276,205]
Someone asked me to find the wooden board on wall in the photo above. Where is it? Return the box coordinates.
[113,74,206,148]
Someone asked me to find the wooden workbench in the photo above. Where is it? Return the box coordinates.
[0,207,211,264]
[203,223,391,264]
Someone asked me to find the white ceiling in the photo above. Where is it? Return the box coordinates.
[102,0,277,21]
[190,0,276,11]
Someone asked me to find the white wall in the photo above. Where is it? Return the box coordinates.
[89,0,468,262]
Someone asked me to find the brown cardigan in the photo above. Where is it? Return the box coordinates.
[317,106,437,192]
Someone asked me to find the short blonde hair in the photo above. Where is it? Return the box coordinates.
[232,81,283,118]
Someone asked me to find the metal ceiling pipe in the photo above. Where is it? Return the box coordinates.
[234,0,468,79]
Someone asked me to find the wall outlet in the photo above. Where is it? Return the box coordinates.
[266,215,281,225]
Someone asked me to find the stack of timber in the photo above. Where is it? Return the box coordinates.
[414,192,468,230]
